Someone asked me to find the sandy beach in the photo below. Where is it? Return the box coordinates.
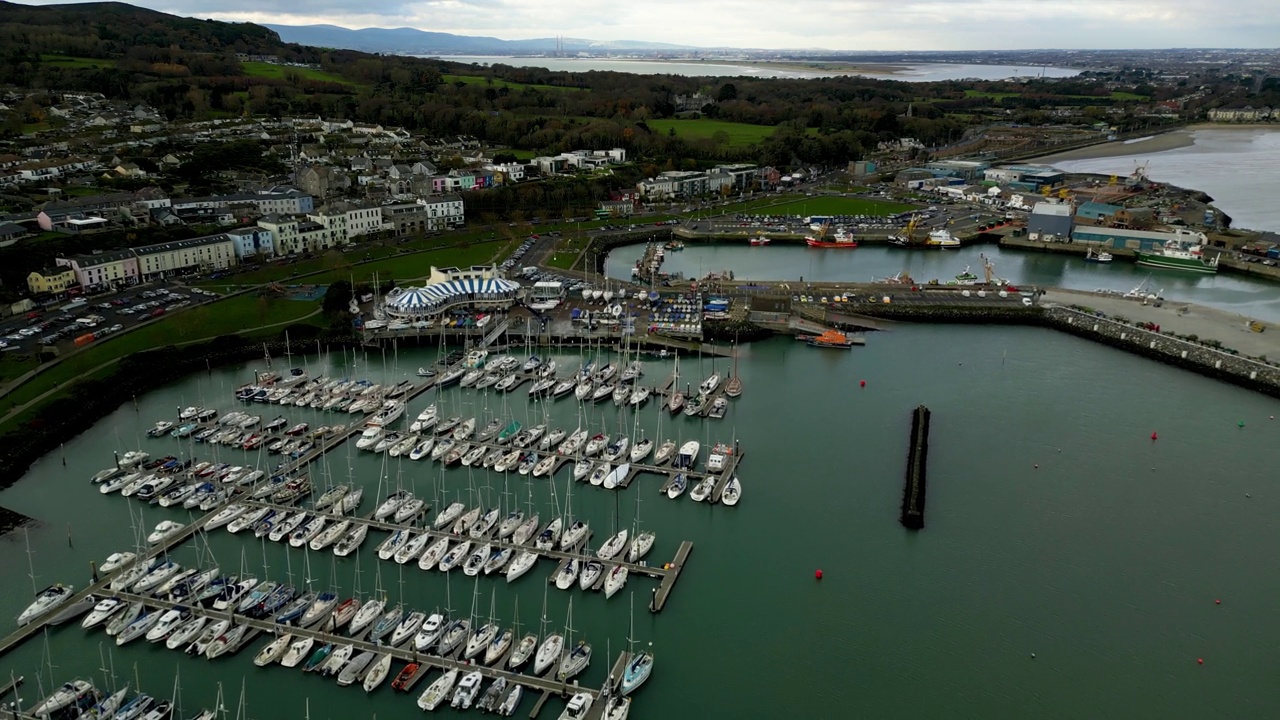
[1031,129,1198,163]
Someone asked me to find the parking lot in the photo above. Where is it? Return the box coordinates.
[0,284,221,355]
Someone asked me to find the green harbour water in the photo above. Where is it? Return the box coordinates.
[2,324,1279,718]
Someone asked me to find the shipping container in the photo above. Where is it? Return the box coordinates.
[74,333,95,347]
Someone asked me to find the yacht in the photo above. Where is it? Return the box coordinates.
[27,680,96,718]
[629,385,651,407]
[439,540,472,572]
[253,633,294,667]
[433,502,466,531]
[558,640,592,681]
[300,592,340,627]
[534,518,563,551]
[589,462,611,486]
[722,476,742,506]
[409,405,439,433]
[464,623,498,660]
[165,615,208,651]
[337,651,375,685]
[629,439,653,463]
[673,440,700,470]
[578,560,604,590]
[603,463,631,490]
[414,613,446,652]
[452,671,484,709]
[116,610,162,645]
[603,565,629,599]
[506,551,538,583]
[374,490,411,521]
[145,606,192,642]
[653,440,677,465]
[560,519,589,550]
[555,558,580,590]
[512,513,541,546]
[534,633,564,675]
[363,653,393,692]
[690,476,716,502]
[82,596,126,629]
[597,530,629,561]
[621,647,654,695]
[417,669,459,711]
[394,532,432,565]
[18,584,75,625]
[666,474,688,499]
[390,611,426,647]
[508,632,538,669]
[355,426,384,450]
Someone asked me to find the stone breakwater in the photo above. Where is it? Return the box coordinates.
[1042,307,1280,398]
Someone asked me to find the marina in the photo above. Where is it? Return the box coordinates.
[2,324,1280,718]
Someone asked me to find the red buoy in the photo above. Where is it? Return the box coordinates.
[1151,432,1158,441]
[1215,599,1221,605]
[814,569,823,580]
[859,380,866,387]
[1197,658,1204,665]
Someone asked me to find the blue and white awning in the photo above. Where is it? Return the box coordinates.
[385,278,520,316]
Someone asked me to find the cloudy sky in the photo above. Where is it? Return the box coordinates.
[24,0,1280,49]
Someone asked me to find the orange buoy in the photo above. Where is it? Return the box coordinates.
[1151,432,1158,440]
[859,380,866,387]
[814,569,823,580]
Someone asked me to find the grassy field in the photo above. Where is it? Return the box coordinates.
[443,74,579,92]
[964,89,1148,102]
[241,61,355,86]
[1,294,321,415]
[40,55,116,69]
[645,119,778,148]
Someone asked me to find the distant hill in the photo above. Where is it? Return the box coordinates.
[0,0,280,56]
[265,23,694,55]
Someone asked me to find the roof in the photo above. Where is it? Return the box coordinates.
[1077,201,1122,216]
[0,221,26,237]
[1032,202,1072,217]
[387,278,520,312]
[133,234,232,255]
[65,249,135,267]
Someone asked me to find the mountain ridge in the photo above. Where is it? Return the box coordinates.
[264,22,697,55]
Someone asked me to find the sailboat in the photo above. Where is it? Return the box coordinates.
[620,593,654,695]
[724,342,742,398]
[557,597,591,681]
[532,582,563,676]
[508,596,537,670]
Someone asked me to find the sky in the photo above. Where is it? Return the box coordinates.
[23,0,1280,49]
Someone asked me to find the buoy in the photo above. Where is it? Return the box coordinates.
[1033,464,1039,469]
[814,569,823,580]
[1030,653,1036,659]
[1215,599,1221,605]
[1238,421,1245,428]
[859,380,866,387]
[1197,658,1204,665]
[1151,431,1158,440]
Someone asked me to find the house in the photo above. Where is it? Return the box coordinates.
[132,233,238,280]
[411,161,437,176]
[297,166,351,199]
[258,215,301,255]
[27,267,77,295]
[307,201,385,242]
[1208,106,1273,122]
[114,162,147,178]
[56,249,140,289]
[0,221,30,244]
[225,226,275,259]
[380,195,465,236]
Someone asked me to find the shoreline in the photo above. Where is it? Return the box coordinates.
[1031,128,1197,163]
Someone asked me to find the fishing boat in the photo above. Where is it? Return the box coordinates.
[1085,247,1114,263]
[749,234,771,246]
[1135,239,1219,273]
[925,227,961,249]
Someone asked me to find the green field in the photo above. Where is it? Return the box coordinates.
[963,89,1148,102]
[40,55,116,69]
[645,119,779,148]
[241,61,355,86]
[736,195,915,217]
[443,74,579,93]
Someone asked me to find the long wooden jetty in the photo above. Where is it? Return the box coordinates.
[900,404,931,530]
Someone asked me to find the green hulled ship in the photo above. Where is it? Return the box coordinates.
[1134,241,1219,274]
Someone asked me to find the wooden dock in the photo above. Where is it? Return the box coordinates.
[108,591,602,706]
[649,541,692,612]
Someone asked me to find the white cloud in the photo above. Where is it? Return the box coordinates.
[18,0,1280,49]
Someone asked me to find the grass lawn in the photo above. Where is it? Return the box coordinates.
[307,242,504,286]
[443,74,580,92]
[40,55,116,69]
[0,295,320,415]
[509,149,539,161]
[645,119,778,148]
[241,61,356,86]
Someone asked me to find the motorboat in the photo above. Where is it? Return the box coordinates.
[337,651,375,686]
[101,551,137,574]
[410,405,439,433]
[300,642,336,673]
[414,613,445,652]
[279,636,315,668]
[82,596,126,629]
[116,610,162,645]
[555,558,580,590]
[722,476,742,506]
[673,440,700,470]
[451,671,484,709]
[603,463,630,490]
[666,473,688,499]
[355,426,384,450]
[506,550,538,583]
[478,676,509,712]
[690,476,716,502]
[578,560,604,590]
[105,601,144,637]
[597,529,628,561]
[393,662,421,692]
[147,520,185,544]
[18,584,75,622]
[603,565,629,599]
[416,668,458,711]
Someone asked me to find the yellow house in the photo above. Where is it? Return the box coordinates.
[27,267,77,295]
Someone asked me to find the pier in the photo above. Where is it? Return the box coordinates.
[900,405,931,530]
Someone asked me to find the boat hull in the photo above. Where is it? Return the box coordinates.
[1135,251,1218,274]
